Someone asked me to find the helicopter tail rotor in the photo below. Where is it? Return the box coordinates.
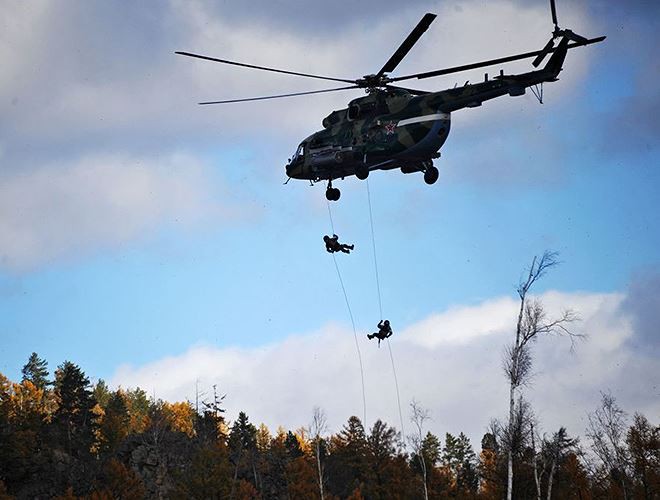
[532,0,591,67]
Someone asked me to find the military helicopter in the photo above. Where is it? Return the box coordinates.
[177,0,604,201]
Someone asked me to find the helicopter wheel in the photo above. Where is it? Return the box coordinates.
[424,165,439,185]
[355,166,369,180]
[325,187,341,201]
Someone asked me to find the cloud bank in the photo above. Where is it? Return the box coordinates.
[0,153,237,271]
[111,289,659,446]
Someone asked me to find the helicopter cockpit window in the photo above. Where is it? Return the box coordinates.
[348,104,359,121]
[293,143,305,160]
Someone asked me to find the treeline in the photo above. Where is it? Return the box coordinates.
[0,353,658,499]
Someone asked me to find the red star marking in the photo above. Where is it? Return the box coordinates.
[384,122,397,135]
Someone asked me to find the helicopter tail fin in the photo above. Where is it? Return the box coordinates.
[542,36,570,79]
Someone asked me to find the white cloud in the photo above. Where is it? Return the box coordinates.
[111,290,659,447]
[0,153,242,271]
[402,296,518,347]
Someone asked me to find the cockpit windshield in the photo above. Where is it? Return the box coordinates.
[292,143,305,160]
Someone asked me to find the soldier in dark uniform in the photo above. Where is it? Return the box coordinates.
[324,234,354,254]
[367,319,393,346]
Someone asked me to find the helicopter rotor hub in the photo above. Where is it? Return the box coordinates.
[356,73,391,90]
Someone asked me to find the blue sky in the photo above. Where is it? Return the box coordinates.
[1,0,658,440]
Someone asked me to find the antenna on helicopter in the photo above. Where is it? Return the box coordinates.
[532,0,590,67]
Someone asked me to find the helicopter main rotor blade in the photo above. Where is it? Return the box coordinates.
[389,35,605,82]
[175,51,355,84]
[198,85,359,105]
[376,13,437,77]
[550,0,559,28]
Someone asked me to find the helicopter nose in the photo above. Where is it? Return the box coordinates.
[286,161,301,179]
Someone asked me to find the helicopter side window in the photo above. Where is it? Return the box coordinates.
[348,104,359,121]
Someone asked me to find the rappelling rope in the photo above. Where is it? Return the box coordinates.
[327,201,367,426]
[366,181,383,320]
[366,179,405,438]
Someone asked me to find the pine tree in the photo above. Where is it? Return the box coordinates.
[365,419,402,498]
[443,432,478,493]
[327,416,370,498]
[93,379,110,408]
[52,361,98,458]
[421,432,441,468]
[21,352,50,390]
[479,432,503,499]
[228,412,259,495]
[286,430,303,459]
[171,444,232,499]
[99,390,130,455]
[125,387,150,434]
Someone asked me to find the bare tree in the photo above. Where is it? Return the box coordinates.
[310,406,328,500]
[202,384,226,420]
[408,399,431,500]
[531,423,544,500]
[504,251,580,500]
[587,391,631,499]
[500,396,535,461]
[532,426,580,500]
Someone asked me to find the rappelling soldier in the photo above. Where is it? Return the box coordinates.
[324,234,354,254]
[367,319,392,346]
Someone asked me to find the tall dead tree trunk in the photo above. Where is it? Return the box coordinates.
[310,406,328,500]
[507,384,515,499]
[531,423,543,500]
[409,399,430,500]
[504,251,580,500]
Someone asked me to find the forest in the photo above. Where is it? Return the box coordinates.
[0,351,657,499]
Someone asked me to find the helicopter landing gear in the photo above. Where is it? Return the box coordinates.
[355,165,369,180]
[325,181,341,201]
[326,187,341,201]
[423,163,439,185]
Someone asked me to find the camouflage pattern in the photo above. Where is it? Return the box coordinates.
[285,37,569,183]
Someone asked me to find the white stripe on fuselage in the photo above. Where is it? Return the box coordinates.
[397,112,450,127]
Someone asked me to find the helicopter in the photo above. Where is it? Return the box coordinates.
[176,0,604,201]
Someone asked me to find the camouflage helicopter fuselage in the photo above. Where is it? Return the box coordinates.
[285,39,567,183]
[285,89,450,181]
